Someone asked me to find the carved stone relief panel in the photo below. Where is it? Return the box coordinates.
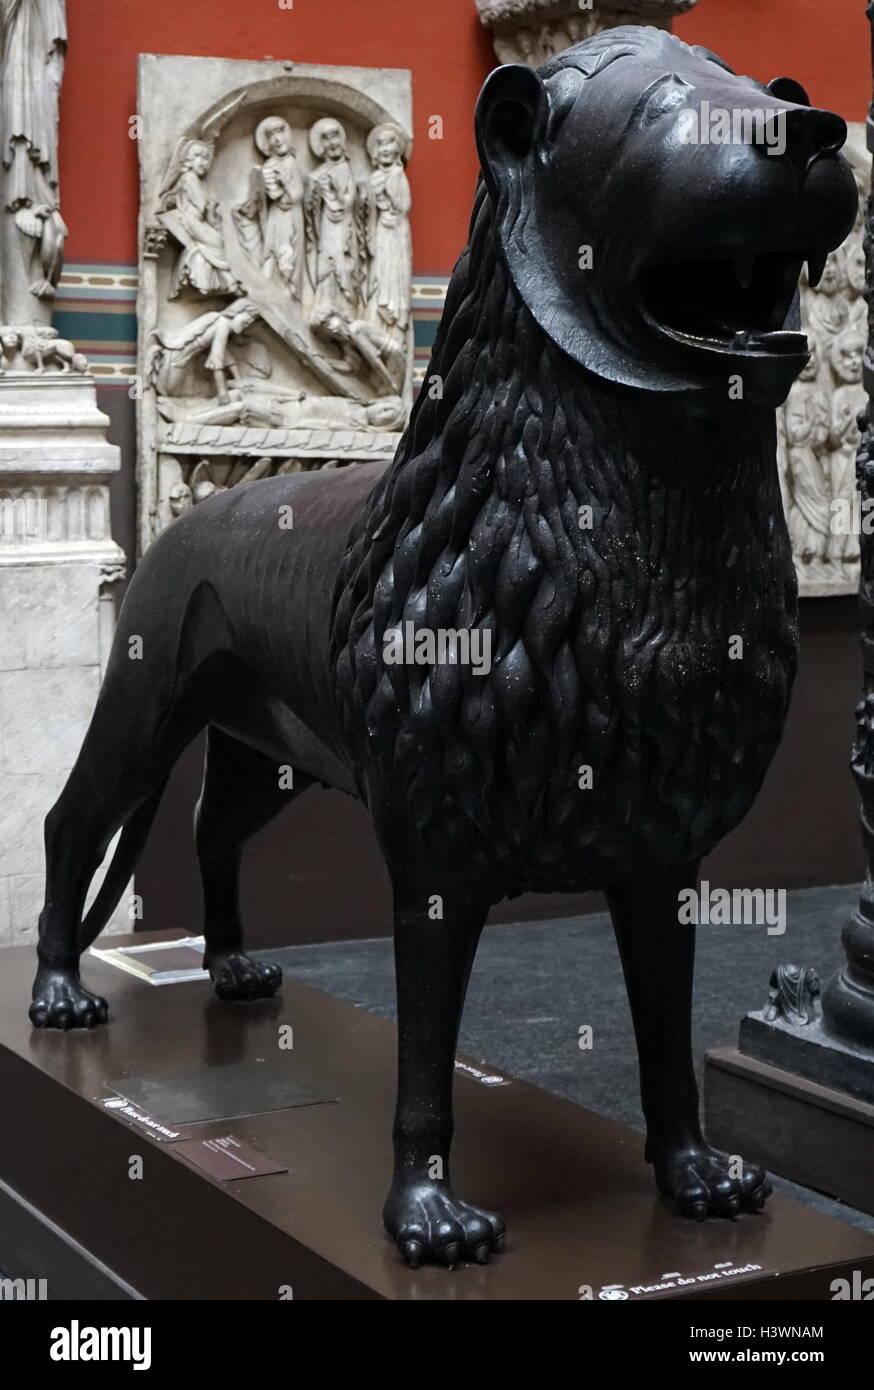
[136,55,413,552]
[777,122,868,596]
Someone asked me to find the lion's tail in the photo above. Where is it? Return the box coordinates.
[79,781,168,951]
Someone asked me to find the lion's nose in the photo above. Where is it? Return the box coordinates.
[761,106,847,165]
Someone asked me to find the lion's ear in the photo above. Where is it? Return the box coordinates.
[767,75,811,107]
[475,64,549,203]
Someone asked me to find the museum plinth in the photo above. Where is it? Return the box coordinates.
[1,932,873,1301]
[704,1045,874,1218]
[0,372,126,949]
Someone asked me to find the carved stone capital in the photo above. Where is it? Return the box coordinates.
[99,559,127,590]
[475,0,696,65]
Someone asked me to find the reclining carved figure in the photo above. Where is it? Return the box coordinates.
[30,28,857,1268]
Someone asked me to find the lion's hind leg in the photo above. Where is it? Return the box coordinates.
[30,584,223,1029]
[195,726,314,1001]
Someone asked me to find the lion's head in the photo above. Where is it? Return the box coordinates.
[475,25,857,407]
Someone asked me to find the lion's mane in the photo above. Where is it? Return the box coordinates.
[331,49,797,899]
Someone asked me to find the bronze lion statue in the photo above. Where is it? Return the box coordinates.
[31,28,856,1269]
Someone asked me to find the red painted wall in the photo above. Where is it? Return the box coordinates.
[59,0,870,277]
[60,0,494,272]
[675,0,867,122]
[675,0,870,123]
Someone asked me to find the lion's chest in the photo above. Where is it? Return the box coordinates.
[342,404,797,898]
[418,577,796,897]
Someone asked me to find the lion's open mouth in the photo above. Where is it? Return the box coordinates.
[639,250,813,356]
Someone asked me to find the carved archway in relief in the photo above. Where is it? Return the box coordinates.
[194,75,400,145]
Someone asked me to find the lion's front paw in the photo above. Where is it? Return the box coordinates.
[384,1180,505,1268]
[206,950,282,1002]
[649,1142,771,1220]
[30,968,108,1030]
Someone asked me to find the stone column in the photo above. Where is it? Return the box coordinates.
[474,0,697,67]
[0,2,127,947]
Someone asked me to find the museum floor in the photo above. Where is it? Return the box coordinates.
[263,881,874,1238]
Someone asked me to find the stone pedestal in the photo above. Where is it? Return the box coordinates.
[704,1047,874,1217]
[0,373,126,946]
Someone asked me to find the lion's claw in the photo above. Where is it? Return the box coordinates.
[384,1181,505,1268]
[30,968,108,1030]
[206,950,282,1002]
[650,1142,772,1220]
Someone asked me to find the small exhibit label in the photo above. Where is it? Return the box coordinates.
[173,1134,288,1181]
[592,1262,768,1300]
[454,1059,510,1087]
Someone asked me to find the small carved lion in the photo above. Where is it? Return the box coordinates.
[23,326,88,374]
[0,325,87,374]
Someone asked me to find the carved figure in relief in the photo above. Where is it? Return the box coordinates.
[784,341,831,578]
[0,0,68,314]
[167,480,193,518]
[828,327,866,568]
[311,308,407,395]
[807,248,849,342]
[233,116,306,301]
[159,139,242,300]
[847,239,866,331]
[305,117,365,321]
[0,327,28,371]
[364,123,412,348]
[148,298,267,403]
[782,153,866,592]
[240,388,406,431]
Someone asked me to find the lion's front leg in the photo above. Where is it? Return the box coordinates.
[383,884,504,1267]
[606,865,771,1219]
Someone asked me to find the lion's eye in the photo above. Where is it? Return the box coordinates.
[634,74,694,128]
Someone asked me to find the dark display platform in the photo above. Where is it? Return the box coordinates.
[740,1009,874,1105]
[705,1046,874,1218]
[1,933,873,1300]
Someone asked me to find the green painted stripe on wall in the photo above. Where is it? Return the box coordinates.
[53,310,138,343]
